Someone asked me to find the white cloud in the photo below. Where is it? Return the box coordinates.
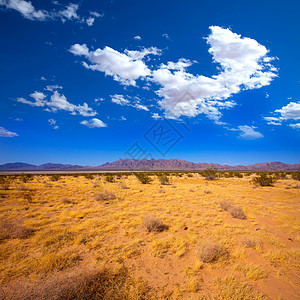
[40,76,47,81]
[263,116,282,126]
[151,26,277,122]
[264,101,300,128]
[275,101,300,120]
[134,35,142,40]
[17,88,97,117]
[0,127,18,137]
[162,33,171,40]
[289,123,300,129]
[48,118,59,129]
[90,11,103,18]
[86,17,94,26]
[151,113,163,120]
[69,45,161,86]
[120,116,126,121]
[0,0,49,20]
[80,118,107,128]
[45,85,63,91]
[238,125,263,139]
[56,3,79,21]
[110,94,149,111]
[0,1,99,25]
[111,94,130,106]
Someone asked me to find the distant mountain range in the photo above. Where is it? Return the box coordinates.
[0,159,299,171]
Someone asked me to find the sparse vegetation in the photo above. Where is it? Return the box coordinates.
[105,174,115,182]
[291,171,300,181]
[143,215,168,232]
[135,172,152,184]
[157,173,171,185]
[197,241,226,263]
[252,173,275,186]
[0,172,298,299]
[203,168,217,180]
[229,206,246,219]
[94,190,116,202]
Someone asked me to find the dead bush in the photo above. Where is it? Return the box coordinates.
[0,219,33,240]
[143,215,168,232]
[204,190,212,194]
[120,183,129,189]
[60,196,73,204]
[94,190,116,202]
[243,237,260,248]
[229,206,246,219]
[219,200,233,211]
[198,241,226,263]
[16,182,30,191]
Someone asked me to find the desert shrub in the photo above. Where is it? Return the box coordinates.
[157,173,170,185]
[233,172,243,178]
[0,176,11,190]
[105,174,115,183]
[203,168,217,180]
[120,183,129,189]
[219,200,233,211]
[94,190,116,202]
[0,219,33,240]
[50,174,61,182]
[143,215,168,232]
[60,196,73,204]
[243,237,260,249]
[274,172,287,180]
[187,173,193,178]
[19,174,34,183]
[135,173,152,184]
[291,172,300,181]
[16,182,30,191]
[251,173,275,186]
[197,241,226,263]
[21,191,34,203]
[84,174,94,180]
[228,206,246,219]
[204,190,212,194]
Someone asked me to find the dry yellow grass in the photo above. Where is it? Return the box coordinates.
[0,173,299,299]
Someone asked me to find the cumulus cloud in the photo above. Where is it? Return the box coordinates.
[152,26,277,121]
[264,101,300,128]
[80,118,106,128]
[17,87,97,117]
[0,127,18,137]
[69,44,161,86]
[134,35,142,40]
[275,101,300,120]
[238,125,263,139]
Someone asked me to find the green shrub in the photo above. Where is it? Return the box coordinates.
[203,168,217,180]
[135,173,152,184]
[157,173,171,185]
[251,173,275,186]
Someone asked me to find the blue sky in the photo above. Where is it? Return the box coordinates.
[0,0,299,166]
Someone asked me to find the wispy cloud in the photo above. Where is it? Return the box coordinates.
[238,125,263,139]
[0,127,18,137]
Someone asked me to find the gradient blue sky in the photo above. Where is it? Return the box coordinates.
[0,0,299,166]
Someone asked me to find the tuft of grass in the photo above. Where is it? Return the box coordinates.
[94,190,116,202]
[0,219,34,240]
[120,182,129,189]
[197,241,226,263]
[229,206,246,219]
[291,171,300,181]
[216,276,265,299]
[143,215,168,232]
[105,174,115,183]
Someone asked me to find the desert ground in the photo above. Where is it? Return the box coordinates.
[0,171,299,299]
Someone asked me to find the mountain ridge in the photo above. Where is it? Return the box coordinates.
[0,159,299,171]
